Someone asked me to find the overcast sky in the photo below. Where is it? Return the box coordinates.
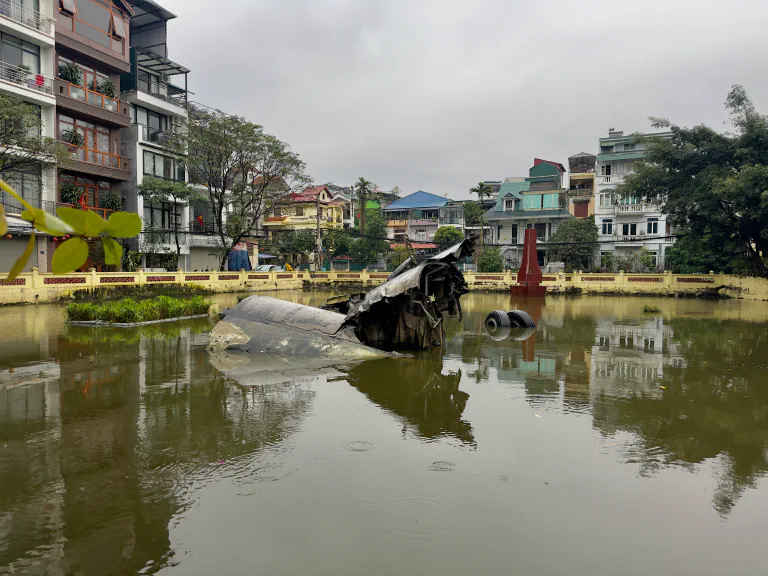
[160,0,768,199]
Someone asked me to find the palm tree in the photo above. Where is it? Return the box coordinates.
[355,177,374,235]
[469,181,493,249]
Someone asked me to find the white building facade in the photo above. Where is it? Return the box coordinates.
[594,129,674,269]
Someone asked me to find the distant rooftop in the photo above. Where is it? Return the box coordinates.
[569,152,596,173]
[384,191,451,210]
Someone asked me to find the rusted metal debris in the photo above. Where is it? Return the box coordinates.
[209,240,473,360]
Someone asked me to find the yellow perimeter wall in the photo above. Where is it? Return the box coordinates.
[1,269,767,305]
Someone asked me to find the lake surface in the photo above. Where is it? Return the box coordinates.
[1,292,767,575]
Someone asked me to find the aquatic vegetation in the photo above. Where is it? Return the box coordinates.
[66,295,211,323]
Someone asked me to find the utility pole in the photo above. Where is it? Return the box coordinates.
[315,193,323,271]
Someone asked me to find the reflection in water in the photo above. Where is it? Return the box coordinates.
[1,293,768,574]
[345,352,474,446]
[0,319,314,574]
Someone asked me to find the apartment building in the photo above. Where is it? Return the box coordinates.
[485,159,572,267]
[119,0,190,267]
[382,190,450,243]
[567,152,595,217]
[0,0,57,272]
[594,128,674,268]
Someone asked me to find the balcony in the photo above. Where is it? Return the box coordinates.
[409,218,439,226]
[615,203,654,214]
[596,175,627,185]
[0,61,54,98]
[387,219,407,228]
[0,0,54,35]
[55,79,131,127]
[138,124,174,146]
[121,47,189,115]
[59,143,131,181]
[568,188,593,198]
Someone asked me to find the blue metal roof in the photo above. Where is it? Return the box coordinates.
[383,191,450,210]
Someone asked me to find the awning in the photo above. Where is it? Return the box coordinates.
[135,46,189,75]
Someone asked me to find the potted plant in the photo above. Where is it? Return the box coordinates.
[97,79,117,110]
[102,189,124,212]
[60,182,82,206]
[58,61,82,85]
[61,128,84,158]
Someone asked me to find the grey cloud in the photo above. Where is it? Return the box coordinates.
[161,0,768,198]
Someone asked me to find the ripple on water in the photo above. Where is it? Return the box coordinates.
[429,460,455,472]
[371,498,456,538]
[346,441,374,452]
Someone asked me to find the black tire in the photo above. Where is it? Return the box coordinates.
[509,326,536,341]
[485,310,512,341]
[507,309,536,328]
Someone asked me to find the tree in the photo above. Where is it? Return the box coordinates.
[463,200,482,227]
[546,217,598,272]
[469,182,492,248]
[622,85,768,276]
[138,177,199,261]
[354,177,374,235]
[388,245,410,268]
[433,226,464,246]
[0,93,66,179]
[322,229,350,257]
[182,106,308,270]
[350,213,389,267]
[664,228,748,274]
[477,247,503,272]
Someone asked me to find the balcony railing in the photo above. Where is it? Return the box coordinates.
[137,78,187,108]
[615,203,654,214]
[1,191,42,215]
[58,80,120,113]
[596,175,627,185]
[0,0,54,35]
[56,202,114,220]
[568,188,593,197]
[0,61,54,96]
[61,143,130,172]
[139,124,174,145]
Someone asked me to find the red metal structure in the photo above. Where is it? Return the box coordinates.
[510,228,546,297]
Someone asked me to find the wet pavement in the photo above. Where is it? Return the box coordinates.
[1,292,767,575]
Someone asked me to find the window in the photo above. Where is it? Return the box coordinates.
[133,104,169,139]
[601,165,612,176]
[2,166,41,211]
[0,32,40,75]
[504,198,516,211]
[110,13,126,39]
[534,223,546,240]
[143,151,185,182]
[624,143,636,151]
[144,202,181,230]
[523,194,543,210]
[60,0,76,14]
[60,173,112,210]
[622,223,637,236]
[647,218,658,234]
[542,193,559,209]
[601,219,613,235]
[511,224,518,243]
[600,193,614,207]
[295,206,304,217]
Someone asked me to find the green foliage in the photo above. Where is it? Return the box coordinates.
[623,85,768,276]
[123,249,142,272]
[58,61,82,85]
[277,229,315,254]
[546,217,598,272]
[463,200,482,227]
[61,128,84,147]
[477,246,503,272]
[182,105,309,270]
[433,226,464,246]
[0,93,67,174]
[349,213,389,265]
[102,189,124,211]
[96,79,117,99]
[665,229,748,274]
[355,177,374,232]
[66,296,211,323]
[322,229,350,256]
[0,178,142,280]
[59,181,82,205]
[600,251,616,272]
[469,182,492,245]
[613,248,657,273]
[138,177,198,256]
[643,305,661,313]
[388,246,411,268]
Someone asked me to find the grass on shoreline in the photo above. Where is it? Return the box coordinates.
[66,295,212,324]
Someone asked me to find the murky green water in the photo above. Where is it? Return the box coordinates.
[1,292,767,575]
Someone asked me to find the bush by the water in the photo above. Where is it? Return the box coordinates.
[66,296,211,323]
[642,304,661,313]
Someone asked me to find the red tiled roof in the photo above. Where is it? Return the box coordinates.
[533,158,566,172]
[301,185,328,196]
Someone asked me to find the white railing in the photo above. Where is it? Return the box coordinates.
[0,61,54,95]
[0,0,54,35]
[615,203,653,213]
[596,175,626,185]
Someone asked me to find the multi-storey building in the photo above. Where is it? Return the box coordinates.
[53,0,134,269]
[262,185,343,240]
[382,190,450,243]
[0,0,57,272]
[594,128,674,268]
[485,159,572,267]
[120,0,190,267]
[567,152,595,218]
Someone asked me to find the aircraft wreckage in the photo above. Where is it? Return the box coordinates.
[208,240,474,380]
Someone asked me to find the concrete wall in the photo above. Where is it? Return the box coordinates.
[189,247,222,271]
[3,269,768,305]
